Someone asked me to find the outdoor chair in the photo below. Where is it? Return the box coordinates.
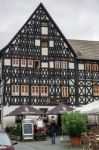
[89,140,99,150]
[81,135,91,150]
[94,128,99,134]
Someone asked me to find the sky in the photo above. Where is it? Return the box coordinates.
[0,0,99,49]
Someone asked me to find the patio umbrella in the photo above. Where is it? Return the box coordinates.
[75,100,99,115]
[47,103,74,115]
[6,105,43,116]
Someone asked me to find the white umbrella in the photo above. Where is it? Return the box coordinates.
[75,100,99,115]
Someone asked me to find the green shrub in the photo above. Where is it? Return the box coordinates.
[35,131,47,140]
[62,111,87,137]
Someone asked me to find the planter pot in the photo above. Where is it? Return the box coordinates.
[70,137,81,147]
[36,136,46,141]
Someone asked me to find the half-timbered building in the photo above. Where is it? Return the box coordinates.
[0,3,99,126]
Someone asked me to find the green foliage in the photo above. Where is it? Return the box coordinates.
[5,124,21,136]
[62,111,87,137]
[35,131,47,140]
[14,123,21,136]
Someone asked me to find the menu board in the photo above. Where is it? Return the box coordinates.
[23,123,33,135]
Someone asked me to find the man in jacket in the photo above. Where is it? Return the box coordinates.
[50,120,58,144]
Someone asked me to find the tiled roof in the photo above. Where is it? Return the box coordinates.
[68,39,99,60]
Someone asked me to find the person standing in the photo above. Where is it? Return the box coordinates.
[50,120,58,144]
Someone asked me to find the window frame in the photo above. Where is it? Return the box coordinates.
[62,86,68,97]
[21,85,29,96]
[12,85,19,96]
[31,86,39,96]
[12,59,19,67]
[93,86,99,96]
[21,59,26,67]
[40,86,48,97]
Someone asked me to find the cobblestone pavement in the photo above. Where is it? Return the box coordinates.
[14,136,83,150]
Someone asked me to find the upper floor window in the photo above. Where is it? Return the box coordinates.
[12,85,19,96]
[41,22,48,27]
[41,40,48,47]
[31,86,39,96]
[21,85,29,96]
[62,87,68,97]
[78,64,84,70]
[28,60,33,68]
[92,64,98,71]
[41,22,48,35]
[35,39,40,46]
[85,63,98,71]
[61,61,67,69]
[55,61,60,69]
[93,86,99,96]
[21,59,26,67]
[85,63,91,70]
[40,86,48,97]
[33,60,40,68]
[12,59,19,67]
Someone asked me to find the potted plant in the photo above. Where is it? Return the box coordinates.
[15,123,22,141]
[62,111,87,147]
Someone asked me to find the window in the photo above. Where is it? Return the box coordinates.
[42,48,48,55]
[35,39,40,46]
[92,64,98,71]
[12,85,19,96]
[41,62,48,68]
[49,41,54,47]
[41,22,48,27]
[85,63,92,70]
[21,85,29,96]
[21,59,26,67]
[49,61,54,68]
[41,86,48,97]
[78,64,84,70]
[31,86,39,96]
[28,60,33,68]
[93,86,99,96]
[33,60,40,68]
[55,61,60,69]
[85,63,98,71]
[4,59,11,66]
[62,87,68,97]
[41,40,48,47]
[12,59,19,67]
[39,108,48,118]
[69,63,74,69]
[61,61,67,69]
[41,21,48,35]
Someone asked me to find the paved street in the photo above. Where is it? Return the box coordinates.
[14,136,83,150]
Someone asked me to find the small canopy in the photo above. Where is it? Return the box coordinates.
[6,105,43,116]
[47,103,74,115]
